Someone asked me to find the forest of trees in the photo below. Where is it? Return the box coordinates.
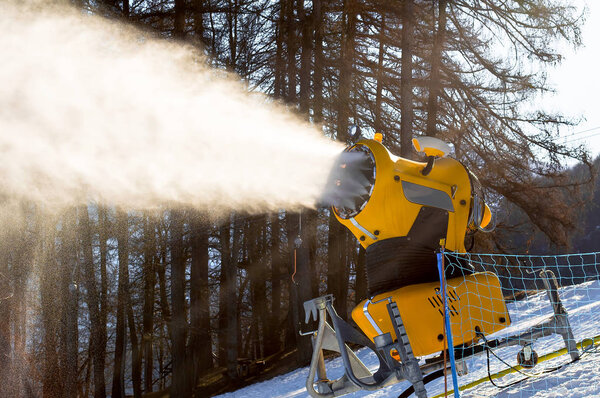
[0,0,596,397]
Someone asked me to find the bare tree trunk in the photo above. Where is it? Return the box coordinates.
[97,0,118,14]
[285,0,296,103]
[112,210,128,398]
[98,206,109,388]
[142,214,156,393]
[0,247,10,398]
[286,212,313,365]
[297,0,312,115]
[170,209,190,397]
[426,0,447,137]
[59,209,79,398]
[122,0,129,18]
[273,1,286,99]
[327,213,348,318]
[226,0,239,69]
[158,325,165,390]
[80,205,106,398]
[237,231,247,358]
[174,0,185,38]
[248,217,268,360]
[127,294,142,398]
[375,13,386,140]
[400,0,415,156]
[229,218,241,381]
[313,0,324,123]
[267,213,282,356]
[82,349,91,398]
[220,217,239,380]
[301,210,319,299]
[156,226,172,338]
[217,246,228,367]
[193,0,207,46]
[259,220,270,356]
[337,0,357,144]
[41,220,63,398]
[11,223,25,398]
[123,217,142,398]
[190,212,212,382]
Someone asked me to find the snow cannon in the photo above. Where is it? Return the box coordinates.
[304,135,582,398]
[327,137,509,357]
[325,135,494,296]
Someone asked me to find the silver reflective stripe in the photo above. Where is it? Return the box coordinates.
[349,217,377,240]
[362,300,383,335]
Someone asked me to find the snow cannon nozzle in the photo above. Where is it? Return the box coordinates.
[319,136,494,254]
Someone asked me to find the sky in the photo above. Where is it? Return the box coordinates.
[543,0,600,157]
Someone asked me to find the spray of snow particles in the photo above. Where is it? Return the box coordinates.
[0,1,343,214]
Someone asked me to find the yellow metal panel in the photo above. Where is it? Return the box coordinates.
[351,272,510,358]
[334,139,473,253]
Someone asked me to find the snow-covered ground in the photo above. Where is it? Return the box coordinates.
[216,279,600,398]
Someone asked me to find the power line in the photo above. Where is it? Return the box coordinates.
[563,130,600,144]
[563,125,600,139]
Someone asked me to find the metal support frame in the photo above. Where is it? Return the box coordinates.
[303,295,429,397]
[541,270,580,361]
[303,269,580,398]
[386,301,428,398]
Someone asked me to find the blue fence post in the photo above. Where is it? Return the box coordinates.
[437,250,461,398]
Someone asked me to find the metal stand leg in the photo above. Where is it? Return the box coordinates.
[540,270,580,361]
[303,295,398,398]
[387,302,428,398]
[310,334,329,394]
[501,269,580,365]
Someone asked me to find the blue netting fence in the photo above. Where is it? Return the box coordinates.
[431,251,600,398]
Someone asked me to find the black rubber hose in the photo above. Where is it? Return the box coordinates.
[397,369,445,398]
[421,156,435,176]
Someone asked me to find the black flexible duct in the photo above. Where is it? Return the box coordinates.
[397,369,445,398]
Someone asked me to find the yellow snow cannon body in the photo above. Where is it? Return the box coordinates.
[330,136,492,253]
[325,136,506,356]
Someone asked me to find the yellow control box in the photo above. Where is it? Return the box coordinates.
[352,272,510,358]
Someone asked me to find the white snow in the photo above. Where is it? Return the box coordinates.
[216,280,600,398]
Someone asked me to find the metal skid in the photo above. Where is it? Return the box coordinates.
[303,270,580,398]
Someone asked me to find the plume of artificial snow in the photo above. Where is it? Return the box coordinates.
[0,1,342,213]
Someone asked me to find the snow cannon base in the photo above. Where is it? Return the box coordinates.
[303,269,580,398]
[352,272,510,358]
